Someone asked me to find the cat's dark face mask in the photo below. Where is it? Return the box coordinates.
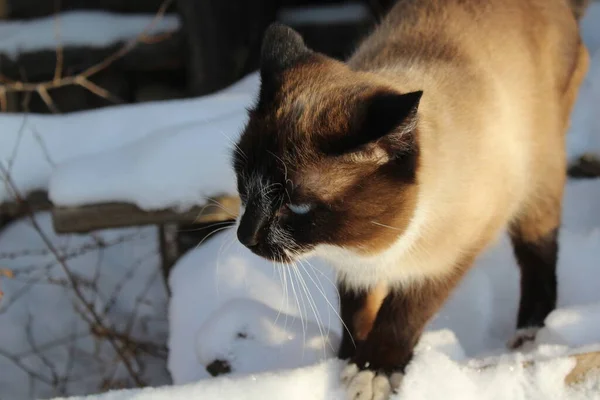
[230,23,422,263]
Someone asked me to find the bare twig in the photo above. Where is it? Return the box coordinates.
[53,0,64,85]
[0,347,53,385]
[0,268,14,301]
[25,314,60,387]
[0,0,175,112]
[37,86,60,113]
[0,164,145,387]
[101,251,156,317]
[0,87,7,112]
[30,124,56,167]
[75,76,123,104]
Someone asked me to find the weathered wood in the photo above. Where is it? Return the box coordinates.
[0,190,52,228]
[5,0,176,19]
[51,196,240,234]
[158,223,178,294]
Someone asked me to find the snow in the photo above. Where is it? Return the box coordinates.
[0,213,169,400]
[0,11,180,59]
[0,73,258,205]
[0,3,599,400]
[48,178,600,400]
[167,233,340,384]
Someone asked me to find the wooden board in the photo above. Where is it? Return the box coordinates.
[52,195,240,234]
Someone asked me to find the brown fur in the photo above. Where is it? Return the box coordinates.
[234,0,589,389]
[353,283,389,341]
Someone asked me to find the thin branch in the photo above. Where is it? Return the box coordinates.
[29,124,56,167]
[74,76,123,104]
[53,0,64,84]
[0,0,175,113]
[0,87,7,112]
[0,164,145,387]
[0,347,53,385]
[37,86,60,113]
[25,314,60,386]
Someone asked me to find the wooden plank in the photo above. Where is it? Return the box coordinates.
[52,195,239,234]
[0,190,52,228]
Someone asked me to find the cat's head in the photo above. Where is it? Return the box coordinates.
[232,23,423,262]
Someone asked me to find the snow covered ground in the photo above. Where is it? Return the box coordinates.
[0,4,600,400]
[0,11,180,59]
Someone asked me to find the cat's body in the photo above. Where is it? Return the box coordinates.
[232,0,589,398]
[320,0,586,289]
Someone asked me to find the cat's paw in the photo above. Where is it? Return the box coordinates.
[341,363,403,400]
[507,327,540,350]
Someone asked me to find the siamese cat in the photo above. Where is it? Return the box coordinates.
[232,0,589,398]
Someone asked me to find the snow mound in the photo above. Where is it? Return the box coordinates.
[167,232,340,384]
[0,73,258,204]
[160,179,600,400]
[195,298,340,377]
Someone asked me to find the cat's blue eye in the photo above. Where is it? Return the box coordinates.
[287,203,313,215]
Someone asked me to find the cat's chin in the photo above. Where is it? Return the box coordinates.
[244,245,314,265]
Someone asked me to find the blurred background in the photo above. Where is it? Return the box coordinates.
[0,0,398,114]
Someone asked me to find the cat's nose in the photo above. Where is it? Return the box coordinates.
[237,227,259,247]
[237,207,268,248]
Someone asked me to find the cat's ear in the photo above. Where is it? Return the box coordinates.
[327,90,423,157]
[260,23,313,77]
[362,91,422,145]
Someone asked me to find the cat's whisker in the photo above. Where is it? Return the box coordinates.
[294,251,355,350]
[193,225,233,252]
[176,220,234,233]
[215,228,237,297]
[267,150,289,181]
[204,198,239,218]
[298,258,333,341]
[273,262,287,328]
[288,260,307,355]
[295,260,330,360]
[291,262,312,360]
[281,261,291,332]
[221,132,247,162]
[371,220,403,231]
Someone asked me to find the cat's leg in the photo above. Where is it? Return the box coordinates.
[507,189,563,349]
[337,282,366,361]
[338,282,389,361]
[342,269,468,400]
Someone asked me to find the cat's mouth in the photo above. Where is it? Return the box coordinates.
[236,220,308,263]
[240,238,292,263]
